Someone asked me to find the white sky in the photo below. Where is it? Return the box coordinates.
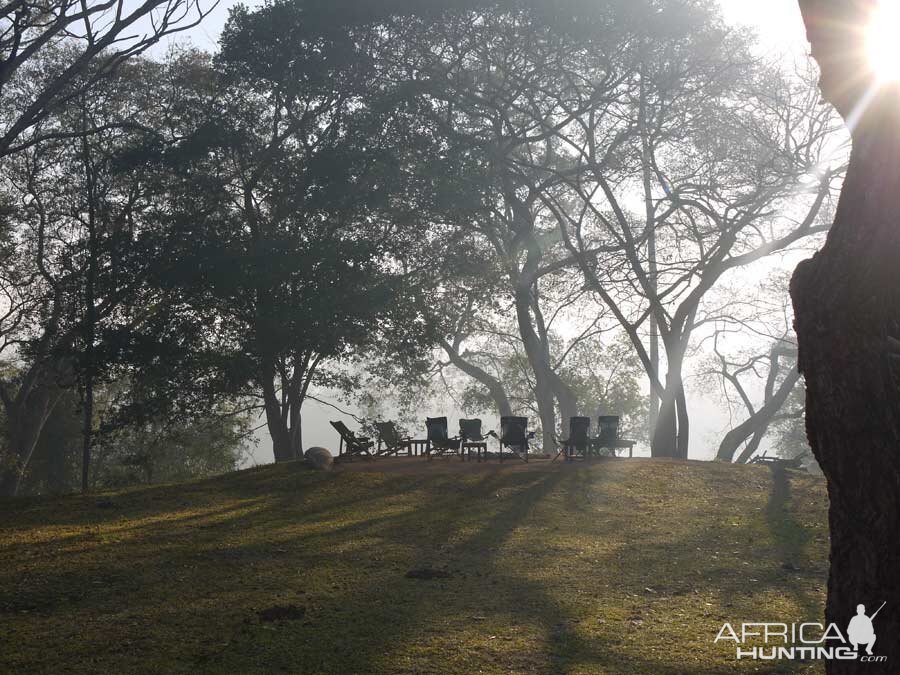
[161,0,810,56]
[719,0,806,54]
[155,0,816,464]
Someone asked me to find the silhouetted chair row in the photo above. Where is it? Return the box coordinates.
[427,416,537,462]
[555,415,635,461]
[423,417,495,461]
[330,420,413,461]
[330,420,373,460]
[331,416,539,463]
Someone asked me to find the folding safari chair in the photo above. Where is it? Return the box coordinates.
[374,421,412,457]
[494,416,533,463]
[554,416,591,462]
[459,418,490,462]
[330,420,374,461]
[591,415,636,458]
[424,416,461,459]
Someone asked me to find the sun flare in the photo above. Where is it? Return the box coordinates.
[867,1,900,82]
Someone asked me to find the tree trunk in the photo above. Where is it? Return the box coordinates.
[792,121,900,671]
[439,339,513,417]
[716,367,802,462]
[792,4,900,670]
[734,427,766,466]
[651,346,689,459]
[261,372,295,463]
[530,288,580,424]
[640,63,661,445]
[80,114,98,494]
[514,283,559,451]
[0,385,61,496]
[651,390,678,458]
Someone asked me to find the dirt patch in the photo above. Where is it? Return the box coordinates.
[257,605,306,622]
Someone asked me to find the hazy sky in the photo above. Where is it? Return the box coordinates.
[164,0,810,56]
[720,0,806,53]
[156,0,815,464]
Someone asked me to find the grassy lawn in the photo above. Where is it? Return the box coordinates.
[0,457,829,674]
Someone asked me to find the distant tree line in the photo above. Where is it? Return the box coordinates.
[0,0,844,495]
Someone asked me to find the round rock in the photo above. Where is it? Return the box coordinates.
[304,446,334,471]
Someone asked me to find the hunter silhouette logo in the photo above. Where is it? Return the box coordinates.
[848,602,885,656]
[714,602,888,663]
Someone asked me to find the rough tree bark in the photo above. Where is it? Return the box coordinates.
[794,0,900,669]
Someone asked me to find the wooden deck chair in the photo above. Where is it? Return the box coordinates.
[330,420,374,461]
[459,418,489,462]
[591,415,636,458]
[494,416,533,462]
[425,416,461,459]
[554,416,591,462]
[374,421,412,457]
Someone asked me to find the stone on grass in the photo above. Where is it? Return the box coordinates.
[304,446,334,471]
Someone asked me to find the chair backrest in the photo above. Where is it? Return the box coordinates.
[569,416,590,444]
[459,418,483,442]
[426,416,449,442]
[375,421,403,444]
[330,420,355,441]
[597,415,620,445]
[500,416,529,445]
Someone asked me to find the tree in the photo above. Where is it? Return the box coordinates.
[0,53,219,495]
[792,0,900,669]
[378,0,841,458]
[698,273,806,463]
[540,24,841,458]
[90,409,251,487]
[7,384,251,494]
[0,0,215,157]
[371,0,639,450]
[709,338,802,463]
[150,11,451,462]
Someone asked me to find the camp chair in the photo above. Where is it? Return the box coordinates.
[459,418,489,462]
[493,416,533,462]
[554,416,591,462]
[424,416,461,459]
[330,420,374,461]
[374,421,412,457]
[591,415,636,458]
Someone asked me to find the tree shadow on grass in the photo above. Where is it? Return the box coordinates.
[0,460,828,674]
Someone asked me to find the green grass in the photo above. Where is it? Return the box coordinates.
[0,458,829,674]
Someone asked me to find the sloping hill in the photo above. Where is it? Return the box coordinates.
[0,458,828,674]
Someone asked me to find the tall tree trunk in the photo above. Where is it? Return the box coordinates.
[651,382,688,459]
[515,283,558,451]
[529,287,580,423]
[439,339,513,417]
[261,367,306,463]
[794,2,900,669]
[0,384,61,496]
[651,389,677,458]
[639,61,661,444]
[651,347,688,459]
[80,111,98,494]
[261,371,295,463]
[674,384,689,459]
